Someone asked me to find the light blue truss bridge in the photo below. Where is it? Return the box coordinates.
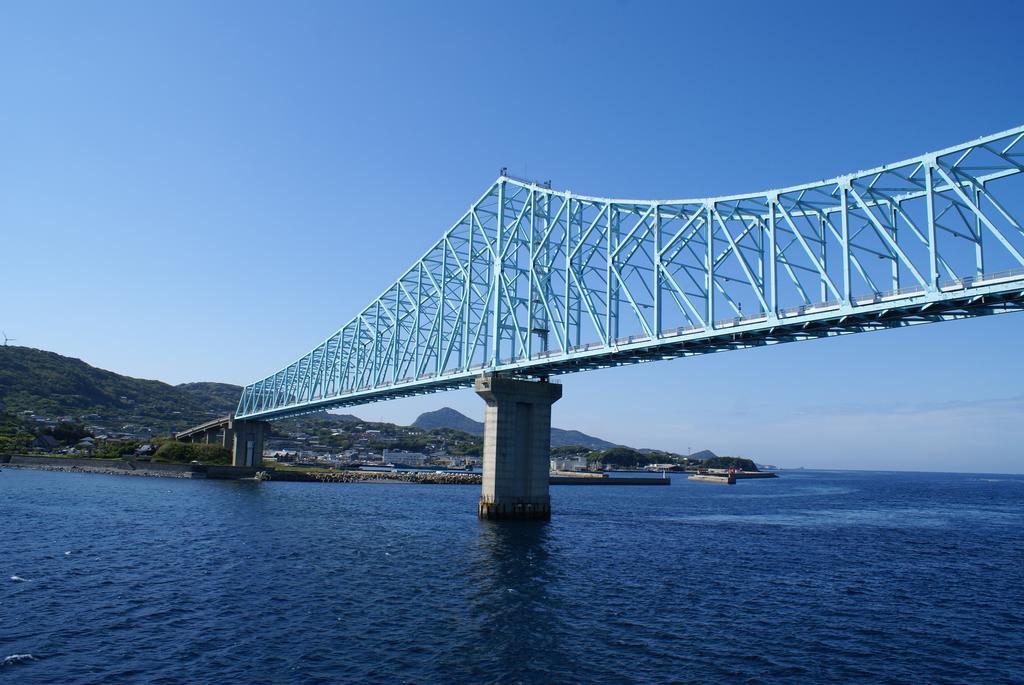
[236,125,1024,421]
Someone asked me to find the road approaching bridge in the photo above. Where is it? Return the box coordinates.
[202,125,1024,518]
[175,415,267,469]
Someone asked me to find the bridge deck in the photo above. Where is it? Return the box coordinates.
[175,415,231,440]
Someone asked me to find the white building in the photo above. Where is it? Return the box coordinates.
[383,449,429,466]
[550,456,588,472]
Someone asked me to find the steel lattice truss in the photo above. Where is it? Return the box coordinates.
[237,125,1024,420]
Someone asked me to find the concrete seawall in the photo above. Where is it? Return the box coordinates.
[549,475,670,485]
[3,455,200,478]
[688,473,735,484]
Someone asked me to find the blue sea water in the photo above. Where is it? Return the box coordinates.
[1,468,1022,684]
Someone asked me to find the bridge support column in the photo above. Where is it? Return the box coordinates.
[475,374,562,521]
[228,418,268,468]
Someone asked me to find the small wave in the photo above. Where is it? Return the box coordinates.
[2,654,37,666]
[732,486,857,499]
[10,576,30,582]
[657,508,975,528]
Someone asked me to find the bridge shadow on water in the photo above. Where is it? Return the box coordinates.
[435,521,578,683]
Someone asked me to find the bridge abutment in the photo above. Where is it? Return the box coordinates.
[475,374,562,521]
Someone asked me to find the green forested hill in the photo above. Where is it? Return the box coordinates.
[0,346,240,430]
[177,382,244,412]
[0,346,743,467]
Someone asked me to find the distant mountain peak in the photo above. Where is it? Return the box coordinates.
[329,412,364,423]
[412,406,618,450]
[413,407,482,434]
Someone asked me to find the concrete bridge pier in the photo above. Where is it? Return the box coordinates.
[475,373,562,521]
[228,418,267,468]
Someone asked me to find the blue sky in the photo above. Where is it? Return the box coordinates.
[2,1,1022,472]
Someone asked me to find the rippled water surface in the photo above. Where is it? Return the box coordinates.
[2,468,1023,684]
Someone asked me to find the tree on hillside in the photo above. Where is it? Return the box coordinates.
[153,441,231,465]
[43,422,92,445]
[702,456,758,471]
[94,440,142,459]
[0,411,34,454]
[587,447,649,467]
[551,445,591,457]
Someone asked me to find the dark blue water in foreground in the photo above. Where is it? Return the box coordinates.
[2,469,1023,684]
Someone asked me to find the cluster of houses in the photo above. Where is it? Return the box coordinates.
[17,409,160,456]
[20,411,693,474]
[28,433,158,457]
[17,410,157,439]
[266,446,482,470]
[262,422,484,470]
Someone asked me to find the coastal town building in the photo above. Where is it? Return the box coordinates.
[382,449,429,466]
[551,455,588,472]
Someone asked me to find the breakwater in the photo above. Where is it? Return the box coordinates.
[1,456,479,484]
[3,456,668,486]
[274,471,670,485]
[688,473,735,484]
[269,469,482,485]
[549,475,670,485]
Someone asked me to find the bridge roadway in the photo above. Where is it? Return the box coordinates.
[189,124,1024,518]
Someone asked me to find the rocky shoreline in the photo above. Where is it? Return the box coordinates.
[2,462,197,479]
